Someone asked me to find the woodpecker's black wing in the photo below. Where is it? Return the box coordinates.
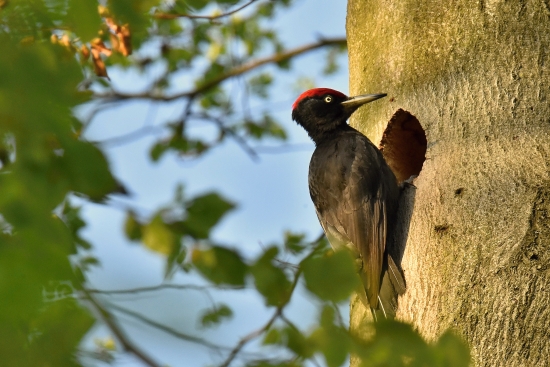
[309,127,401,311]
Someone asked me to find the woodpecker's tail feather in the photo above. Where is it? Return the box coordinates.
[371,272,397,320]
[362,254,406,321]
[387,255,406,295]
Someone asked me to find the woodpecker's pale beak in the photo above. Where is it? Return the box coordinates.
[341,93,387,115]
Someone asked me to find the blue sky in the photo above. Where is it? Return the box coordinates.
[80,1,349,366]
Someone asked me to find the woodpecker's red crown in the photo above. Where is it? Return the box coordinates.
[292,88,347,110]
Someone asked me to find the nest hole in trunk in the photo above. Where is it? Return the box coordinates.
[379,109,427,183]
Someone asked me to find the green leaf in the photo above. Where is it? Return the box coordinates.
[184,192,235,239]
[198,86,226,108]
[249,73,273,98]
[257,2,275,17]
[124,211,142,241]
[200,303,233,328]
[59,139,120,201]
[60,200,92,250]
[165,47,194,71]
[243,114,287,141]
[348,319,471,366]
[263,328,282,345]
[66,0,101,41]
[169,136,210,156]
[200,62,226,85]
[301,250,360,302]
[0,37,100,364]
[142,214,178,255]
[283,231,307,254]
[109,0,159,37]
[309,306,352,367]
[282,327,314,358]
[150,141,169,161]
[192,245,248,285]
[28,299,95,366]
[276,58,291,70]
[78,255,100,271]
[250,247,292,306]
[358,320,431,366]
[432,331,471,367]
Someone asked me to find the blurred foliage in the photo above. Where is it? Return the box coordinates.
[0,1,470,367]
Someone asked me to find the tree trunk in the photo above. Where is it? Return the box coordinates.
[346,1,550,366]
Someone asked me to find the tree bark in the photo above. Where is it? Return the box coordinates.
[346,1,550,366]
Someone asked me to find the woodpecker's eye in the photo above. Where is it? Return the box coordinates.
[324,95,333,103]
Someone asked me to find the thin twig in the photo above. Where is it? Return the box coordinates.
[181,95,195,120]
[94,38,346,102]
[106,302,229,351]
[154,0,258,20]
[219,262,305,367]
[81,99,125,132]
[192,112,259,161]
[87,283,244,295]
[279,313,299,332]
[273,258,299,271]
[219,308,281,367]
[173,95,196,140]
[311,231,326,245]
[83,289,163,367]
[332,302,347,329]
[93,125,165,147]
[87,283,237,311]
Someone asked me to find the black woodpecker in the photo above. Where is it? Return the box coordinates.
[292,88,406,320]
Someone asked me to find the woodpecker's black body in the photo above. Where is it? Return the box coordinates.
[292,88,405,319]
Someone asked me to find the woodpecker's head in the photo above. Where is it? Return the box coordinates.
[291,88,386,143]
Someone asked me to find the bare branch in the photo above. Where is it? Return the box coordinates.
[331,302,347,328]
[220,308,282,367]
[279,313,300,332]
[80,99,125,132]
[87,283,243,295]
[154,0,259,20]
[191,112,260,161]
[219,261,304,367]
[106,301,230,351]
[83,290,163,367]
[94,38,347,102]
[93,125,164,147]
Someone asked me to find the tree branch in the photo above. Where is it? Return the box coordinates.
[93,125,164,147]
[87,283,243,295]
[191,112,260,161]
[219,308,282,367]
[83,290,163,367]
[219,263,304,367]
[94,37,347,102]
[154,0,259,20]
[106,301,231,351]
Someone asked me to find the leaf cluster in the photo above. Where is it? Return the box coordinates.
[0,36,113,366]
